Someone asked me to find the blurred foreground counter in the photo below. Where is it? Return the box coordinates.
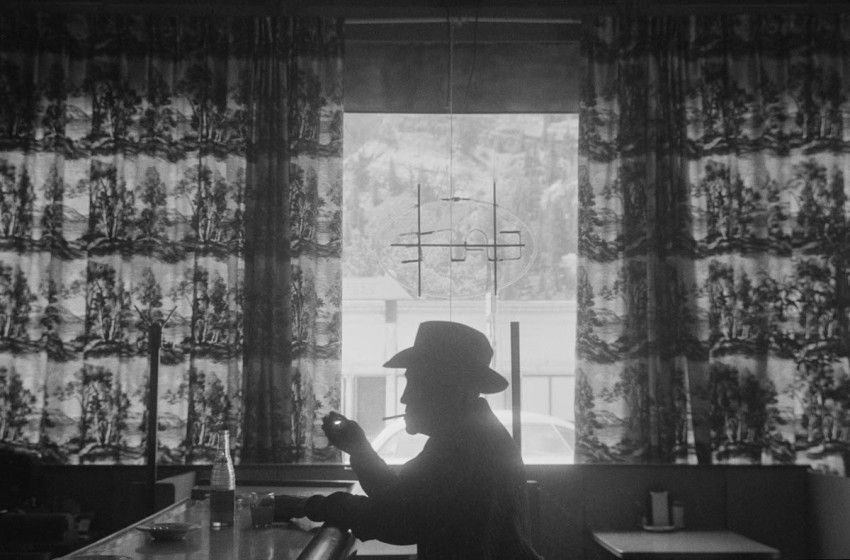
[58,485,355,560]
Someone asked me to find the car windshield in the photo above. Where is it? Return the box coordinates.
[522,424,571,456]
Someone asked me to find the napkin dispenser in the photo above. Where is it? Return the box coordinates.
[650,490,670,527]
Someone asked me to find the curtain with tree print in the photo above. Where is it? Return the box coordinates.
[0,14,343,464]
[578,15,850,473]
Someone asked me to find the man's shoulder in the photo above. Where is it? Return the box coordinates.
[426,415,520,462]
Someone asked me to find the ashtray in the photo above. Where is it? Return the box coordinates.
[136,522,200,541]
[642,523,678,533]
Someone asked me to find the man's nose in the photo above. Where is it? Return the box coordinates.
[400,385,409,404]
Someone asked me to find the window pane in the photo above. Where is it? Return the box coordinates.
[342,114,578,464]
[522,377,550,417]
[355,377,387,440]
[554,424,576,445]
[551,376,576,423]
[523,424,571,456]
[375,429,429,462]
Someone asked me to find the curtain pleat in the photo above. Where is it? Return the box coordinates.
[578,14,850,472]
[0,13,343,465]
[243,19,292,462]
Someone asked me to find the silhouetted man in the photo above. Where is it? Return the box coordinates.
[276,321,543,560]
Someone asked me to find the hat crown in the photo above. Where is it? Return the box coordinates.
[382,321,508,393]
[413,321,493,368]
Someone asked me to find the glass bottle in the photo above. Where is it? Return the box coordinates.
[209,430,236,528]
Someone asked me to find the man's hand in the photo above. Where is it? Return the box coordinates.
[322,411,370,456]
[274,494,309,521]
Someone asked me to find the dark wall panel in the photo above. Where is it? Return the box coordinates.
[527,464,810,560]
[725,466,809,560]
[346,41,581,113]
[807,471,850,559]
[578,465,727,560]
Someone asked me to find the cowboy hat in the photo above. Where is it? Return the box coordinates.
[383,321,509,394]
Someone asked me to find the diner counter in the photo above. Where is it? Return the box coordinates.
[59,486,355,560]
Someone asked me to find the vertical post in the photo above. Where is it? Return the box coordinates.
[510,321,521,452]
[492,181,498,296]
[416,183,422,298]
[385,299,399,416]
[146,322,162,514]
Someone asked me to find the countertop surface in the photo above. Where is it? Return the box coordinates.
[592,529,781,559]
[61,485,353,560]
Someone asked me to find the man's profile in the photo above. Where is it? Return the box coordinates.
[275,320,543,560]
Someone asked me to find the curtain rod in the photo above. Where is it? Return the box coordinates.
[5,1,850,17]
[344,18,582,25]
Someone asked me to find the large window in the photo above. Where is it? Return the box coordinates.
[341,113,578,463]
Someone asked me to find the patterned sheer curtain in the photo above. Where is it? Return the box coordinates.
[0,14,342,464]
[578,14,850,472]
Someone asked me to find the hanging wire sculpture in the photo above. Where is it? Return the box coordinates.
[380,182,535,299]
[378,18,536,300]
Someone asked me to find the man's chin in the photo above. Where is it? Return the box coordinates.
[404,418,419,435]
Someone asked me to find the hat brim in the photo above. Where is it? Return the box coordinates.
[383,347,509,394]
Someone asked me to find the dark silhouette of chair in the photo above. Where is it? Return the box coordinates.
[0,447,80,559]
[0,553,51,560]
[0,447,40,511]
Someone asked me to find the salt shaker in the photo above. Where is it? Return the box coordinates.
[672,500,685,529]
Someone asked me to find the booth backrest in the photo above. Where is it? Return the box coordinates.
[35,466,149,535]
[808,471,850,559]
[33,466,197,537]
[0,447,40,510]
[527,464,809,560]
[155,471,197,508]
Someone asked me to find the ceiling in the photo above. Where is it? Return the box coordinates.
[6,0,850,17]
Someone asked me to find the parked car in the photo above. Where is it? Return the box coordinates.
[370,410,576,465]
